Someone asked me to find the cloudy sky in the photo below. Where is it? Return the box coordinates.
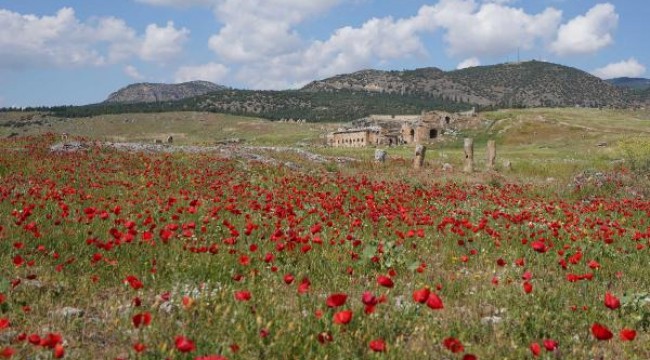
[0,0,646,107]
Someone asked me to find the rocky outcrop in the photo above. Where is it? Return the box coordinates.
[105,81,226,104]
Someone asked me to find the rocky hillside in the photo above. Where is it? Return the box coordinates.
[51,61,639,121]
[105,81,226,104]
[302,61,628,108]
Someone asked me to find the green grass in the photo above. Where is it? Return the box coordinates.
[0,131,648,359]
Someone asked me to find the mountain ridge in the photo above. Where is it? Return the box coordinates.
[105,80,227,104]
[48,61,644,121]
[301,61,629,108]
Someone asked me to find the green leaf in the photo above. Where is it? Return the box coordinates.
[408,261,421,272]
[0,277,9,293]
[362,245,376,259]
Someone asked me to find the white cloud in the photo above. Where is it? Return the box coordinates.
[140,21,189,62]
[208,0,343,62]
[132,0,623,90]
[592,58,646,79]
[482,0,517,4]
[175,62,229,83]
[429,0,562,58]
[229,6,439,89]
[0,7,189,70]
[550,3,618,56]
[124,65,145,80]
[0,8,105,68]
[216,0,566,89]
[457,57,481,69]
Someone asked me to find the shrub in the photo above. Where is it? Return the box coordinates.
[618,137,650,174]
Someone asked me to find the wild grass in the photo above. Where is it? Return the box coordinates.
[0,116,648,359]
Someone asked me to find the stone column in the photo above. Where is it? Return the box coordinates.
[463,138,474,173]
[486,140,496,171]
[374,149,387,164]
[414,145,426,169]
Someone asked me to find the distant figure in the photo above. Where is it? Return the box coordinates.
[61,132,68,143]
[167,136,174,144]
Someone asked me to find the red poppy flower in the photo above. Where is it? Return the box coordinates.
[283,274,294,285]
[543,339,558,351]
[588,260,600,269]
[412,288,430,303]
[317,331,333,344]
[12,255,24,267]
[462,354,477,360]
[297,278,310,294]
[326,293,347,308]
[53,344,65,359]
[591,323,613,340]
[604,292,620,310]
[124,275,143,290]
[132,312,152,328]
[234,290,251,302]
[530,342,541,356]
[426,293,444,310]
[0,318,9,330]
[377,275,394,288]
[531,241,547,253]
[369,339,386,352]
[361,292,378,306]
[175,336,196,352]
[41,333,62,348]
[28,334,41,345]
[442,337,464,353]
[523,281,533,294]
[182,296,194,309]
[133,342,146,353]
[333,310,353,325]
[195,355,228,360]
[620,328,636,341]
[0,347,15,358]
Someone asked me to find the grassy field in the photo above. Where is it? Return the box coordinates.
[0,108,649,359]
[0,112,337,146]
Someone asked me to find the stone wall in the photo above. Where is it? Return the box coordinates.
[328,130,370,147]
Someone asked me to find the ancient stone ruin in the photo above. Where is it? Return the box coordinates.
[463,138,474,173]
[486,140,496,171]
[414,145,426,169]
[374,149,387,163]
[326,110,474,148]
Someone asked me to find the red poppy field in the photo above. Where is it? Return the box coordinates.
[0,134,649,359]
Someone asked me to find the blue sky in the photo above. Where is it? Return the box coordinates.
[0,0,647,107]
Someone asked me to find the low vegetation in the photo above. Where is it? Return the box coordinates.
[0,108,648,359]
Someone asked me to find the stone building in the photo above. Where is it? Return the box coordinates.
[328,110,467,147]
[399,111,456,145]
[326,126,400,147]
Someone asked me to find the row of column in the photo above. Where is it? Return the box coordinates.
[376,138,502,172]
